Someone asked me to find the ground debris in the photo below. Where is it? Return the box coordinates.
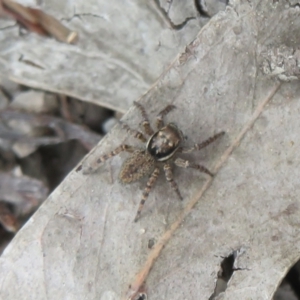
[0,109,102,157]
[0,0,78,43]
[0,171,48,215]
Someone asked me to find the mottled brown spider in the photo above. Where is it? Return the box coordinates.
[92,102,224,222]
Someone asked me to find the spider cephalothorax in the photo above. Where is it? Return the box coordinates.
[118,123,183,184]
[88,102,224,222]
[147,123,183,161]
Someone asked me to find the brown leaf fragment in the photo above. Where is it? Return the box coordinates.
[0,201,18,232]
[0,0,78,43]
[0,227,14,254]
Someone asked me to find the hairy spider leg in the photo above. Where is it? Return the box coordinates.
[156,105,176,130]
[134,101,154,136]
[180,131,225,153]
[175,158,214,177]
[134,167,160,222]
[96,145,135,165]
[163,163,183,200]
[121,122,147,143]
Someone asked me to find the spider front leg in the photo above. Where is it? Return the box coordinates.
[96,145,136,164]
[163,163,183,200]
[121,122,147,143]
[134,101,154,136]
[156,104,176,129]
[83,144,135,174]
[180,131,225,153]
[134,167,160,222]
[174,158,214,177]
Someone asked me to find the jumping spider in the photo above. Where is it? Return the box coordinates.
[87,102,224,222]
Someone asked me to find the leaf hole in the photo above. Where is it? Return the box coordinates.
[209,252,235,299]
[273,260,300,300]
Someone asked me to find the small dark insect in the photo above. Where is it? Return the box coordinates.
[148,238,155,249]
[89,102,224,222]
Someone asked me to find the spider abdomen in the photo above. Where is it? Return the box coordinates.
[119,150,155,184]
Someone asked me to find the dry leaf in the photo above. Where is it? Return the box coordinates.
[0,1,218,112]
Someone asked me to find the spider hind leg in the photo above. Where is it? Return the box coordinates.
[163,163,183,200]
[134,167,160,222]
[180,131,225,153]
[175,157,214,177]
